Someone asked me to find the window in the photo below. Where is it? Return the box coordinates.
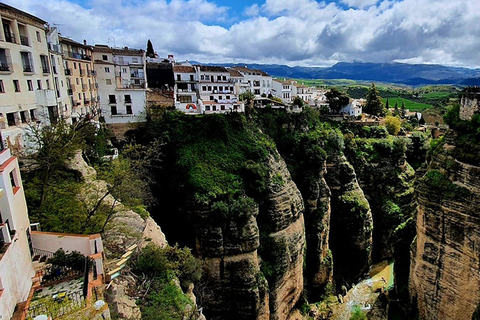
[124,95,131,103]
[110,105,117,115]
[217,76,221,81]
[40,55,49,73]
[74,62,77,69]
[200,75,204,80]
[105,67,110,73]
[20,52,33,72]
[126,105,132,114]
[208,86,212,91]
[106,79,112,85]
[132,57,138,63]
[202,86,206,91]
[0,49,11,71]
[0,80,4,93]
[221,105,225,110]
[36,31,41,42]
[27,80,33,91]
[222,76,226,81]
[102,55,108,61]
[20,111,27,123]
[226,95,230,99]
[122,68,127,73]
[13,80,20,92]
[218,96,222,100]
[179,96,192,103]
[109,95,116,103]
[205,106,210,111]
[9,171,17,189]
[210,96,214,101]
[46,79,50,89]
[177,75,181,81]
[212,105,217,111]
[190,75,194,81]
[37,80,42,90]
[76,78,79,85]
[6,113,15,126]
[30,109,36,121]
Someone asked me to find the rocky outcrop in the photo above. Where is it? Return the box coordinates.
[326,154,373,285]
[409,143,480,320]
[198,152,305,320]
[460,92,480,121]
[297,160,333,298]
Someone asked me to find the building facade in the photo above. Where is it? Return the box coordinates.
[196,65,243,113]
[231,66,272,97]
[272,79,298,103]
[92,45,147,125]
[173,64,198,114]
[60,36,97,123]
[0,3,61,152]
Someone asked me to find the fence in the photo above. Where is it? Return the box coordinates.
[25,290,86,319]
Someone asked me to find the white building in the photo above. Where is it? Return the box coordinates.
[92,45,147,125]
[46,27,72,122]
[228,68,249,97]
[272,79,298,103]
[339,98,364,117]
[173,64,199,114]
[195,65,244,113]
[0,3,61,153]
[230,66,272,98]
[0,147,35,318]
[296,85,315,105]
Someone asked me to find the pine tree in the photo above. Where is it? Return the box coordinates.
[394,101,399,116]
[401,100,406,118]
[146,39,155,58]
[364,83,386,117]
[385,98,390,110]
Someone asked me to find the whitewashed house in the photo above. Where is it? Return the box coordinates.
[272,79,298,103]
[173,64,199,114]
[231,66,272,97]
[195,65,243,113]
[339,98,364,117]
[92,45,147,125]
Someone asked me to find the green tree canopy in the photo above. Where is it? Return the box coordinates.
[364,83,386,117]
[325,88,350,114]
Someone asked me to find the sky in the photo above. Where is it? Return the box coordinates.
[7,0,480,68]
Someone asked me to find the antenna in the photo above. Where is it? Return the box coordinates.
[53,23,65,33]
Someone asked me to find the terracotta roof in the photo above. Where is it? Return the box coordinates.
[233,66,270,77]
[92,45,144,56]
[228,69,244,77]
[196,65,229,73]
[173,65,195,73]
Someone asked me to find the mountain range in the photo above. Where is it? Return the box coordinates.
[199,61,480,86]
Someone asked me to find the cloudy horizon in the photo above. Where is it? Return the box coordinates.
[7,0,480,69]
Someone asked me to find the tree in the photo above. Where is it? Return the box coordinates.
[364,83,386,117]
[385,98,390,110]
[325,88,350,114]
[394,101,399,116]
[385,116,402,135]
[401,100,406,118]
[146,39,155,58]
[239,91,255,117]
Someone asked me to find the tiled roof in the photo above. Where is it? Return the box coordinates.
[228,69,244,77]
[196,65,229,73]
[173,65,195,73]
[233,66,270,77]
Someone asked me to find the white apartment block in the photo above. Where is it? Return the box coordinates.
[92,45,147,124]
[60,36,97,123]
[196,65,244,113]
[0,147,35,318]
[272,79,298,103]
[296,85,315,105]
[173,64,199,114]
[230,66,272,98]
[0,3,63,153]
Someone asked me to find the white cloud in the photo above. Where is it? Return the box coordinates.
[5,0,480,68]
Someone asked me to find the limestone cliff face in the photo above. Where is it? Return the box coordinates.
[260,153,305,320]
[198,152,305,320]
[409,142,480,320]
[326,154,373,285]
[296,160,333,298]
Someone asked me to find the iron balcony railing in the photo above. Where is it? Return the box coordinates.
[20,35,29,46]
[23,65,33,73]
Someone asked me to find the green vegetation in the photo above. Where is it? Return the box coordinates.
[325,87,350,114]
[422,169,471,200]
[133,244,202,320]
[364,83,386,116]
[384,116,402,135]
[382,97,431,111]
[350,305,368,320]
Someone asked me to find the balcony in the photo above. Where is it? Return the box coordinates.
[65,51,91,61]
[20,35,29,46]
[0,63,11,72]
[36,89,56,106]
[88,70,96,76]
[4,32,16,43]
[64,68,72,76]
[84,99,90,105]
[23,65,34,73]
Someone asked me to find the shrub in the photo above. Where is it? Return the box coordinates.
[385,116,402,135]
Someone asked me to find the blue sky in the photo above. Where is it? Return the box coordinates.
[8,0,480,68]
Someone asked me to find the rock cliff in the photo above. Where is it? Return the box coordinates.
[409,138,480,320]
[199,152,305,320]
[326,154,373,286]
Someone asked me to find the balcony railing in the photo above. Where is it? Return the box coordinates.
[65,51,91,61]
[0,63,10,72]
[20,35,29,46]
[23,65,33,73]
[4,32,15,43]
[65,68,72,76]
[42,67,50,74]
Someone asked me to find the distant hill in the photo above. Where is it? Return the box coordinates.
[195,61,480,86]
